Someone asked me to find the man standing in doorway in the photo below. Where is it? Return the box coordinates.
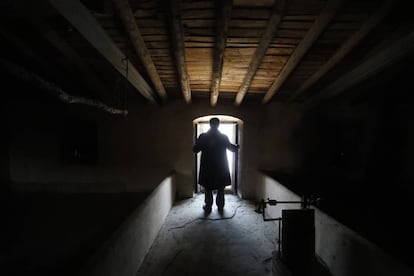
[193,117,240,213]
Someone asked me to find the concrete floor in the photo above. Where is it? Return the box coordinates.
[137,193,280,276]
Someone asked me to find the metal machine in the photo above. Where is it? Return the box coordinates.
[257,195,322,276]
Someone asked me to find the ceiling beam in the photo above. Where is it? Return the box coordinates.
[112,0,167,102]
[27,18,111,101]
[262,0,343,104]
[169,0,192,103]
[210,0,232,106]
[0,25,74,89]
[0,58,128,115]
[48,0,157,104]
[288,0,394,102]
[306,30,414,107]
[234,0,286,106]
[0,27,50,72]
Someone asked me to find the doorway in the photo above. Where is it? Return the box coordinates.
[193,115,243,195]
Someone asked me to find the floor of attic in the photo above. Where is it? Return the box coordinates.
[137,193,279,276]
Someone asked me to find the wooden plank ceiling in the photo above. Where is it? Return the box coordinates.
[1,0,413,109]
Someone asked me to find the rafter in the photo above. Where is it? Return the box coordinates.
[262,0,343,104]
[0,26,76,91]
[169,0,191,103]
[112,0,167,102]
[306,30,414,107]
[48,0,157,103]
[27,18,111,101]
[288,0,394,103]
[210,0,232,106]
[0,58,128,115]
[0,27,50,73]
[234,0,286,105]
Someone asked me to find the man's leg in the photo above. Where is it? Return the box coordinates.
[204,189,213,212]
[216,187,225,210]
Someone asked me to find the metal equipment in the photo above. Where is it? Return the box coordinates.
[256,194,321,275]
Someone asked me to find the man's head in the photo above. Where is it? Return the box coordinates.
[209,117,220,130]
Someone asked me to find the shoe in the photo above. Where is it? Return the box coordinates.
[203,205,212,213]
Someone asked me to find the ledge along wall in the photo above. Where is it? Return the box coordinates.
[78,174,176,276]
[256,172,413,276]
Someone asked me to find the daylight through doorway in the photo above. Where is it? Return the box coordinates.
[193,115,243,195]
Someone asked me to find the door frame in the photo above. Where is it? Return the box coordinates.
[193,115,243,196]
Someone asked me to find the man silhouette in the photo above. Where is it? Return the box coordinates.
[193,117,240,212]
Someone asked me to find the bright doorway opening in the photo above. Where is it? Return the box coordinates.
[193,115,243,195]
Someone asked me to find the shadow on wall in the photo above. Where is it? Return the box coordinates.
[292,98,414,269]
[79,175,176,276]
[2,174,176,276]
[2,191,150,276]
[175,171,193,199]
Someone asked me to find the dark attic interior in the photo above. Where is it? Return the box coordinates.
[1,0,414,275]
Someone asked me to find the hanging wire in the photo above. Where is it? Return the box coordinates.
[114,73,122,108]
[124,57,129,114]
[121,56,129,116]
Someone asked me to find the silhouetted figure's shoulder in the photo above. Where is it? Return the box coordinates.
[193,133,206,153]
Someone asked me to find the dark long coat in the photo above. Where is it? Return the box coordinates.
[193,129,239,190]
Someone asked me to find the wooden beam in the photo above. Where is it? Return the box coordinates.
[0,27,50,72]
[169,0,192,103]
[112,0,167,102]
[234,0,285,105]
[262,0,343,104]
[48,0,157,103]
[306,30,414,107]
[27,18,111,101]
[0,25,73,89]
[288,0,394,102]
[210,0,232,106]
[0,58,128,115]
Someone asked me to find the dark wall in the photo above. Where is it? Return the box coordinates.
[3,73,173,193]
[293,58,414,268]
[2,75,153,275]
[5,85,118,192]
